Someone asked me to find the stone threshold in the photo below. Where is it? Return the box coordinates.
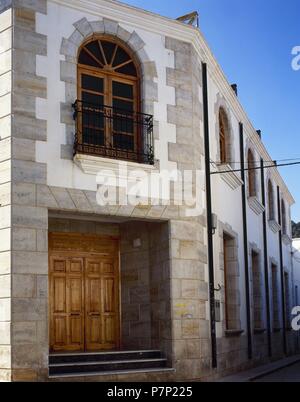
[48,367,175,380]
[50,349,162,357]
[50,358,167,368]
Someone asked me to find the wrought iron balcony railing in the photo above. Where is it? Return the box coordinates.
[72,100,154,165]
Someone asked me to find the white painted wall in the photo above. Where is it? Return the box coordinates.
[35,1,177,192]
[33,0,296,340]
[208,67,295,334]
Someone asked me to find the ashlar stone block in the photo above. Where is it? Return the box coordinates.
[14,27,46,56]
[90,20,104,35]
[128,31,145,52]
[14,0,47,15]
[103,18,118,35]
[73,18,93,38]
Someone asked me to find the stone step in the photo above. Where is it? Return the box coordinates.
[49,367,175,380]
[49,350,162,365]
[49,357,167,376]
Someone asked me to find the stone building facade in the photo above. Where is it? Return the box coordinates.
[0,0,298,382]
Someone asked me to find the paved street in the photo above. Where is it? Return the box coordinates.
[254,362,300,382]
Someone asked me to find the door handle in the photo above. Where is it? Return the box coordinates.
[70,313,81,317]
[89,313,100,317]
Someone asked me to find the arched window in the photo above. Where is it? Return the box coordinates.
[268,180,275,221]
[248,149,256,197]
[75,37,153,164]
[281,199,287,235]
[219,108,230,164]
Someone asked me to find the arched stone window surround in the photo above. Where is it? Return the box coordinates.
[281,199,287,235]
[59,17,158,160]
[214,95,234,167]
[247,146,257,197]
[267,179,275,221]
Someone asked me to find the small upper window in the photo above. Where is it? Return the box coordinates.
[219,108,230,165]
[268,180,275,221]
[248,149,256,197]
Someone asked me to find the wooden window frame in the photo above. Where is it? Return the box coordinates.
[219,114,227,164]
[251,250,263,330]
[248,149,257,197]
[268,180,275,221]
[281,199,287,235]
[219,108,230,165]
[271,263,280,329]
[77,36,142,158]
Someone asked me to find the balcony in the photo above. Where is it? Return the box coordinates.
[72,100,154,165]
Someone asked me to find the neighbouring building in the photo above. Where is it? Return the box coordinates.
[0,0,299,382]
[292,240,300,351]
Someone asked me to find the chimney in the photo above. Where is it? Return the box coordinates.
[231,84,238,96]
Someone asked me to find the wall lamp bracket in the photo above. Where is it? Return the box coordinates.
[214,284,222,292]
[211,213,218,236]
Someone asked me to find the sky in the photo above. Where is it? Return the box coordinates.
[120,0,300,221]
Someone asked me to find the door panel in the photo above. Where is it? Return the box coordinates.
[103,278,115,313]
[49,236,120,352]
[85,258,102,350]
[53,276,66,313]
[69,316,82,344]
[103,316,116,344]
[50,256,85,352]
[68,278,83,312]
[53,317,67,346]
[85,257,119,351]
[66,259,85,350]
[89,316,102,344]
[89,278,101,312]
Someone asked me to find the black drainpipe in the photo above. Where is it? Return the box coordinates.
[261,159,272,357]
[202,62,217,368]
[239,123,252,360]
[277,186,287,354]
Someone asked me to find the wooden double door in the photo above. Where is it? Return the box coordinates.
[49,233,120,352]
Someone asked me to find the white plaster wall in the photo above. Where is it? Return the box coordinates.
[35,1,177,191]
[208,68,295,335]
[32,0,297,339]
[208,78,248,333]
